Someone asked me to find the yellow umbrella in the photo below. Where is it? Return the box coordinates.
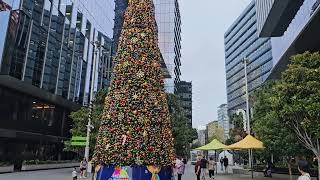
[196,139,227,150]
[227,135,264,150]
[227,135,264,179]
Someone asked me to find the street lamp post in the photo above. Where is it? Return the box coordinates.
[243,58,254,178]
[243,58,250,134]
[84,41,100,161]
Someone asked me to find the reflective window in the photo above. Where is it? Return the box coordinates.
[1,0,115,105]
[42,7,65,93]
[0,86,70,137]
[225,1,273,111]
[271,0,318,65]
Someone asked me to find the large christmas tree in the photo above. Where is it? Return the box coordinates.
[93,0,175,166]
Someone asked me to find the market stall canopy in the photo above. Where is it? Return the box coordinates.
[195,139,227,150]
[227,135,264,150]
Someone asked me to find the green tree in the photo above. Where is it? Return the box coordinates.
[252,83,307,180]
[168,94,197,157]
[65,89,108,155]
[227,113,246,144]
[272,52,320,178]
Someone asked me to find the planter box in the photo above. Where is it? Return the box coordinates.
[0,165,14,173]
[21,162,79,171]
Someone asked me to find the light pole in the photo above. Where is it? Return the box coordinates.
[243,58,250,134]
[243,58,254,178]
[84,41,100,161]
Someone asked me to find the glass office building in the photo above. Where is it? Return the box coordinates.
[113,0,182,93]
[256,0,320,79]
[176,81,192,126]
[217,104,230,140]
[154,0,182,93]
[0,0,114,163]
[224,1,273,113]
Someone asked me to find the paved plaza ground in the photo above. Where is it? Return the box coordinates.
[0,165,315,180]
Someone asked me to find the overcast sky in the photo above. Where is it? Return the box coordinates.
[179,0,252,128]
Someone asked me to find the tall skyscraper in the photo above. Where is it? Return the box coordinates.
[176,81,192,126]
[0,0,114,161]
[154,0,182,93]
[217,104,230,140]
[224,1,273,113]
[113,0,182,93]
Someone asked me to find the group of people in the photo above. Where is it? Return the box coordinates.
[195,156,228,180]
[219,156,229,173]
[71,156,315,180]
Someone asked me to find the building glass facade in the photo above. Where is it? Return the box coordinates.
[113,0,182,93]
[0,0,114,164]
[217,104,230,140]
[154,0,182,93]
[270,0,320,66]
[175,81,192,126]
[224,1,273,112]
[256,0,320,79]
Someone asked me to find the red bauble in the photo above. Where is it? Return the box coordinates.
[148,146,154,152]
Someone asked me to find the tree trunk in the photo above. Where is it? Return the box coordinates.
[317,156,320,180]
[288,160,293,180]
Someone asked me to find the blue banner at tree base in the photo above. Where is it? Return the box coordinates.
[92,165,172,180]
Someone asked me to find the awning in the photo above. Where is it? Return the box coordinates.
[227,135,264,150]
[196,139,227,151]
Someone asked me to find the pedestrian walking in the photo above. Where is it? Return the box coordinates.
[263,160,273,177]
[208,157,215,179]
[72,167,77,180]
[80,158,88,178]
[195,157,202,180]
[175,157,185,180]
[223,156,229,173]
[219,157,224,171]
[297,160,311,180]
[200,156,208,179]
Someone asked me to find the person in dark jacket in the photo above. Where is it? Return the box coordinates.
[219,157,224,171]
[264,161,273,177]
[223,156,229,173]
[195,157,202,180]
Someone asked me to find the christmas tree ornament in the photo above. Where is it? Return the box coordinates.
[122,61,129,67]
[132,93,138,100]
[131,37,138,43]
[121,135,127,145]
[135,156,143,166]
[118,112,125,120]
[143,130,147,137]
[136,70,145,78]
[105,144,110,150]
[138,116,144,123]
